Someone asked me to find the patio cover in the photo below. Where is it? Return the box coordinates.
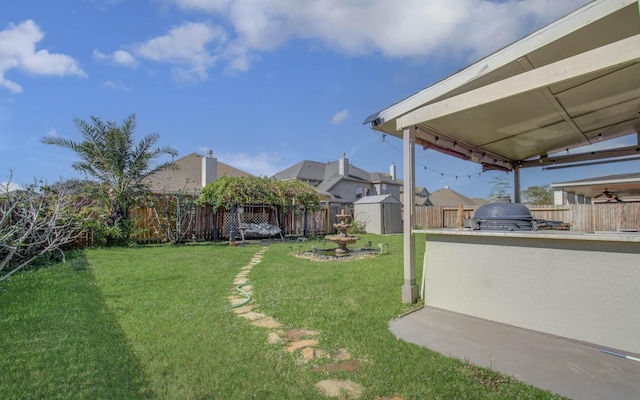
[550,172,640,202]
[365,0,640,302]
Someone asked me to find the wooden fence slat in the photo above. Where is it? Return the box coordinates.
[414,203,640,232]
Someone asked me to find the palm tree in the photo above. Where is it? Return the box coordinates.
[41,114,177,242]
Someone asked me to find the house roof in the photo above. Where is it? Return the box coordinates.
[550,172,640,201]
[366,0,640,172]
[145,152,253,194]
[427,187,487,207]
[272,157,401,193]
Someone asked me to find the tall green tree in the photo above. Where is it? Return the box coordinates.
[41,114,177,244]
[522,185,554,205]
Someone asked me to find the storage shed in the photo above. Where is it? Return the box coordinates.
[353,194,402,234]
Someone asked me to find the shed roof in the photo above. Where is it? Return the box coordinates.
[354,194,401,205]
[366,0,640,171]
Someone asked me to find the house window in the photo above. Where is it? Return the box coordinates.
[356,187,370,199]
[381,183,387,194]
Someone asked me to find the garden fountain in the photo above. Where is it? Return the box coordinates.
[324,206,360,256]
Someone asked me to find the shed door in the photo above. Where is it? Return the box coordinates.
[382,203,393,234]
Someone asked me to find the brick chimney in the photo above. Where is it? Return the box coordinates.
[202,150,218,187]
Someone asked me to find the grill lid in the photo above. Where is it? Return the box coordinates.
[473,202,533,220]
[471,202,534,231]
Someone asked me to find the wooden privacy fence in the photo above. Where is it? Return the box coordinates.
[128,203,339,243]
[414,203,640,232]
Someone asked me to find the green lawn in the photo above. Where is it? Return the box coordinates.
[0,235,565,399]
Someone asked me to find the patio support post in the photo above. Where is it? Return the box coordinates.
[514,165,521,203]
[402,127,418,303]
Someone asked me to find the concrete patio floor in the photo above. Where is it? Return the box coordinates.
[389,307,640,400]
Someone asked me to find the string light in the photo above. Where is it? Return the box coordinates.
[374,131,485,182]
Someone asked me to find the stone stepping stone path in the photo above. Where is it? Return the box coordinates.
[228,246,396,399]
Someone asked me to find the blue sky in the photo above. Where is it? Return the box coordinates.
[2,0,638,199]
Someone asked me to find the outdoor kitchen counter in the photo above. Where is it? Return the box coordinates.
[414,228,640,243]
[414,228,640,355]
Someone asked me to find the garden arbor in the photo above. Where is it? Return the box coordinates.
[198,176,320,242]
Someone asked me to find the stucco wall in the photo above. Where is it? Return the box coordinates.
[422,231,640,354]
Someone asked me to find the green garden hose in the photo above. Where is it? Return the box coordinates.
[226,281,253,310]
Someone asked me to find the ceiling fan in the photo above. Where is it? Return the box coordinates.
[593,188,622,202]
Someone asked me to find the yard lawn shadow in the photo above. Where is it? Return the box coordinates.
[0,251,154,399]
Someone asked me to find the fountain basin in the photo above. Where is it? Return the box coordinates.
[297,247,379,261]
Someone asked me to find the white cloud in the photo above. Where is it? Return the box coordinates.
[46,128,56,136]
[218,151,284,177]
[103,80,130,91]
[164,0,590,71]
[94,49,138,67]
[330,109,349,125]
[135,22,226,81]
[0,20,86,93]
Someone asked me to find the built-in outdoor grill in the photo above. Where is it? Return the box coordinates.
[470,202,534,231]
[467,201,570,231]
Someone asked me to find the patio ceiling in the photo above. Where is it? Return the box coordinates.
[551,172,640,201]
[366,0,640,172]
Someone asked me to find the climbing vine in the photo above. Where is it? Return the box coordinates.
[197,176,320,212]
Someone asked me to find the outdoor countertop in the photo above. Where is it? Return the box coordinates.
[413,228,640,243]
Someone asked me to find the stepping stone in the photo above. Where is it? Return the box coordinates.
[238,311,266,321]
[251,317,282,329]
[313,360,362,373]
[300,347,316,362]
[267,332,285,345]
[286,328,318,339]
[233,277,249,285]
[229,298,249,306]
[332,348,352,360]
[231,305,253,314]
[315,379,363,399]
[284,339,319,353]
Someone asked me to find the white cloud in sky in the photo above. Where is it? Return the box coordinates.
[0,20,86,93]
[103,0,589,80]
[134,22,226,81]
[46,128,57,136]
[94,49,138,67]
[103,80,130,91]
[163,0,590,70]
[218,151,284,177]
[330,109,349,125]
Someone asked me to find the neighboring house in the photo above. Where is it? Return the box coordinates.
[427,186,487,207]
[272,154,402,204]
[145,151,253,194]
[399,183,431,206]
[550,172,640,205]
